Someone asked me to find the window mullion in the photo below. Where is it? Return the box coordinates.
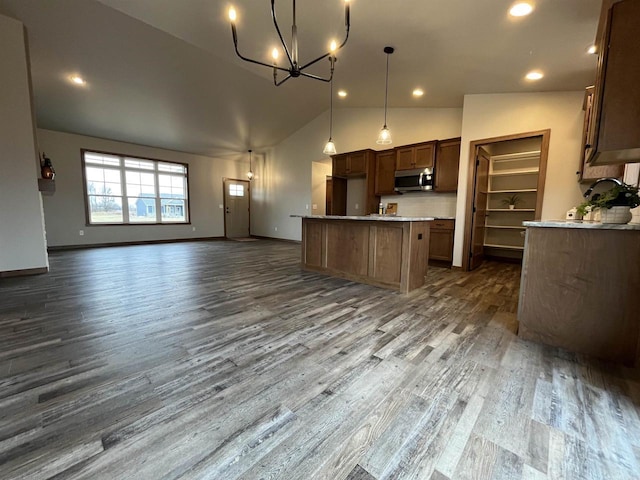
[155,167,161,223]
[120,157,129,224]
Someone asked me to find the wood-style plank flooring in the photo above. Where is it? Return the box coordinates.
[1,240,639,479]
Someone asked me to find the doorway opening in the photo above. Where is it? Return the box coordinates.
[462,130,550,271]
[223,178,250,239]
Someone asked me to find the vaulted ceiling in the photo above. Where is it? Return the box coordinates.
[0,0,601,158]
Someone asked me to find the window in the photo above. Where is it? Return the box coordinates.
[82,150,189,225]
[229,183,244,197]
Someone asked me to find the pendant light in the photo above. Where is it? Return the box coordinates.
[323,76,337,155]
[247,149,254,180]
[376,46,394,145]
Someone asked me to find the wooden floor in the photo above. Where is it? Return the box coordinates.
[0,240,639,480]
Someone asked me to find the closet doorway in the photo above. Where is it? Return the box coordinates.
[462,130,550,271]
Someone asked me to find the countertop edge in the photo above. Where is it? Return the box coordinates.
[523,220,640,231]
[291,215,436,222]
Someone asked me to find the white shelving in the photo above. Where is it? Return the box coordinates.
[484,150,541,256]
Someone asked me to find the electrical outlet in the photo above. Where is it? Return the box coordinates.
[219,204,223,209]
[305,204,309,210]
[312,204,318,210]
[274,227,278,231]
[79,230,84,236]
[192,227,196,231]
[355,203,359,210]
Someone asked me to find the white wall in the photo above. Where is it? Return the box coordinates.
[252,107,463,240]
[37,129,245,247]
[0,15,49,273]
[453,92,586,267]
[311,161,331,215]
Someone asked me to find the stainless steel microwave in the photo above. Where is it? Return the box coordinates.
[394,167,434,192]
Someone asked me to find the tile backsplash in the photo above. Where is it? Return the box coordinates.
[381,192,457,218]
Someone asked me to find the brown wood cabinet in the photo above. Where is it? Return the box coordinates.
[585,0,640,165]
[428,219,454,263]
[332,151,367,176]
[396,141,436,171]
[330,149,379,216]
[375,149,396,195]
[578,87,624,182]
[434,138,461,192]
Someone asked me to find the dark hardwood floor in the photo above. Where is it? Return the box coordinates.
[0,240,638,479]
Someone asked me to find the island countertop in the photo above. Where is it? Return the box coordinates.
[292,215,435,222]
[523,220,640,230]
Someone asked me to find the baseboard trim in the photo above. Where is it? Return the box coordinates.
[0,266,48,278]
[48,236,226,252]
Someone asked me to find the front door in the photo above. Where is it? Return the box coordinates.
[223,178,250,238]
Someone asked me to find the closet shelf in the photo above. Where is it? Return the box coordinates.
[483,243,525,251]
[488,189,537,194]
[487,208,535,212]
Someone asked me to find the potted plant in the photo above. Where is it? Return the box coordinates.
[501,194,521,210]
[577,182,640,224]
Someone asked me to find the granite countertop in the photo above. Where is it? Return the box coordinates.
[292,215,435,222]
[524,220,640,231]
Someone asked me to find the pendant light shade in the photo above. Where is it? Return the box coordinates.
[247,149,254,180]
[323,75,337,155]
[376,46,394,145]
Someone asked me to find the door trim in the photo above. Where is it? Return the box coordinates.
[223,178,251,239]
[461,129,551,271]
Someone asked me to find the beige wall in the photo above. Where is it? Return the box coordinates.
[252,107,464,240]
[0,14,48,273]
[37,129,245,247]
[453,92,586,267]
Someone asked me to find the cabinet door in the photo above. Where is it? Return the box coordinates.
[578,87,624,182]
[435,138,461,192]
[332,155,348,177]
[429,229,454,262]
[396,147,415,171]
[414,142,436,169]
[375,150,396,195]
[348,151,367,175]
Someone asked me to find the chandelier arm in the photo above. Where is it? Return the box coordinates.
[231,27,291,71]
[298,21,349,71]
[271,0,295,69]
[274,73,293,86]
[299,71,332,82]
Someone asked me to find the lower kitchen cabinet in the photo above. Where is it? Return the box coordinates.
[428,219,454,263]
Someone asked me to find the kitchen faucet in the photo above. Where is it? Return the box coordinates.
[583,177,623,199]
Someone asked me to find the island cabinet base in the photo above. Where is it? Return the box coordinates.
[301,218,430,293]
[518,226,640,366]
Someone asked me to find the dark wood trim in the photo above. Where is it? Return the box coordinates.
[0,267,48,278]
[462,129,551,271]
[250,234,301,244]
[47,237,225,252]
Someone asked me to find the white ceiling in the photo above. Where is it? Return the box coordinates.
[0,0,601,158]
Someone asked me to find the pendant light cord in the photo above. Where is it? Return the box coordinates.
[383,52,389,127]
[329,78,333,139]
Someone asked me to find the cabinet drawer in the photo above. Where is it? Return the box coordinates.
[431,219,454,230]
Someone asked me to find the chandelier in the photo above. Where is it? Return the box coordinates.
[228,1,350,86]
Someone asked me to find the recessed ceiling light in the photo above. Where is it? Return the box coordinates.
[587,45,597,54]
[509,2,534,17]
[525,70,544,81]
[337,90,347,98]
[70,75,86,85]
[412,88,424,97]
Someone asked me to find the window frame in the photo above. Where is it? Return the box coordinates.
[81,149,191,226]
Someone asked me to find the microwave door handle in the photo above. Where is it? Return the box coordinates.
[419,172,425,186]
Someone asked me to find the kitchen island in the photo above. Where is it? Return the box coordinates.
[296,215,433,293]
[518,220,640,365]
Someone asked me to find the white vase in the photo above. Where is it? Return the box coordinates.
[600,206,632,224]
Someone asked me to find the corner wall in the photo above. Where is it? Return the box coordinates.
[0,15,48,273]
[37,129,246,247]
[453,92,586,267]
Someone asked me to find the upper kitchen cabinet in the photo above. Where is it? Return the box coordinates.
[375,149,396,195]
[577,87,624,182]
[434,137,461,192]
[332,151,368,177]
[396,141,436,171]
[585,0,640,166]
